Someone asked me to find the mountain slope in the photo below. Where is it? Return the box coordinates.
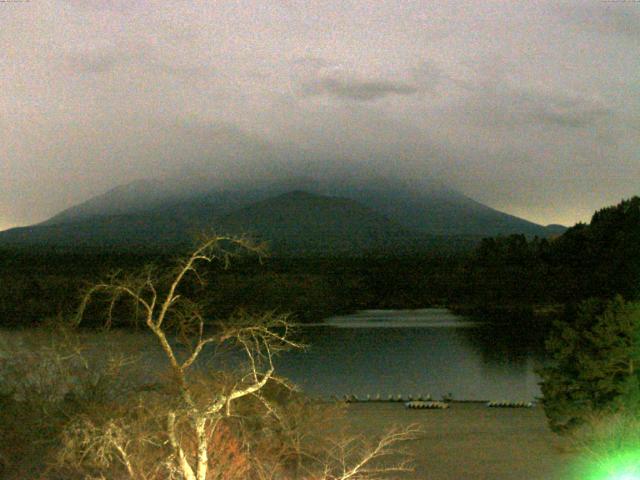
[41,179,184,226]
[0,191,437,253]
[1,212,194,248]
[42,177,323,227]
[1,176,566,252]
[212,190,415,253]
[327,182,553,236]
[38,176,562,237]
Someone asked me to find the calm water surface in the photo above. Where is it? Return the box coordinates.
[0,309,547,403]
[275,309,546,402]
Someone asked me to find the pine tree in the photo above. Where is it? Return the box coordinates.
[538,296,640,434]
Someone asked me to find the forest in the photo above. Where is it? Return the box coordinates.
[459,196,640,309]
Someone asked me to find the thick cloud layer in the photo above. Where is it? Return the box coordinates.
[1,0,638,231]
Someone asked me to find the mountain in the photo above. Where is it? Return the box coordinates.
[0,191,440,254]
[0,177,565,253]
[325,182,551,236]
[542,224,568,237]
[39,178,320,226]
[212,190,420,253]
[40,179,186,226]
[0,211,194,248]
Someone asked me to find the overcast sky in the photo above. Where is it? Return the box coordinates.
[1,0,638,231]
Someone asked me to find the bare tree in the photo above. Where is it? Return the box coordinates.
[322,425,421,480]
[64,235,420,480]
[72,236,297,480]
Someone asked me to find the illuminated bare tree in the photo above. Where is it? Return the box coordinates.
[73,236,299,480]
[67,235,419,480]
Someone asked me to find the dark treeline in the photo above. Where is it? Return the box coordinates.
[0,247,468,326]
[0,249,170,326]
[456,196,640,316]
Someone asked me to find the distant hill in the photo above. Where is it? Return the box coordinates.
[325,183,557,237]
[542,224,568,237]
[0,177,565,254]
[1,211,194,249]
[39,179,181,226]
[0,190,477,254]
[40,177,321,226]
[211,190,419,254]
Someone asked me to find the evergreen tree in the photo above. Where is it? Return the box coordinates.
[538,296,640,434]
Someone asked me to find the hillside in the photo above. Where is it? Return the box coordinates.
[40,177,562,237]
[211,190,419,254]
[330,183,558,236]
[0,191,429,254]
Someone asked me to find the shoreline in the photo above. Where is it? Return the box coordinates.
[341,402,576,480]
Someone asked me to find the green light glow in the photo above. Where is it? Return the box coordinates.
[575,450,640,480]
[609,472,640,480]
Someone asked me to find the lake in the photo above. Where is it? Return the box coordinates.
[276,308,547,402]
[0,308,548,404]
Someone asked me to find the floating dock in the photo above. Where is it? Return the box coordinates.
[405,401,449,409]
[331,394,535,408]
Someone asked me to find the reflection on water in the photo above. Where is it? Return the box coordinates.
[277,309,547,402]
[457,321,548,367]
[321,308,481,328]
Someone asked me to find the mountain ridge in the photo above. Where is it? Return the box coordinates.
[0,178,566,254]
